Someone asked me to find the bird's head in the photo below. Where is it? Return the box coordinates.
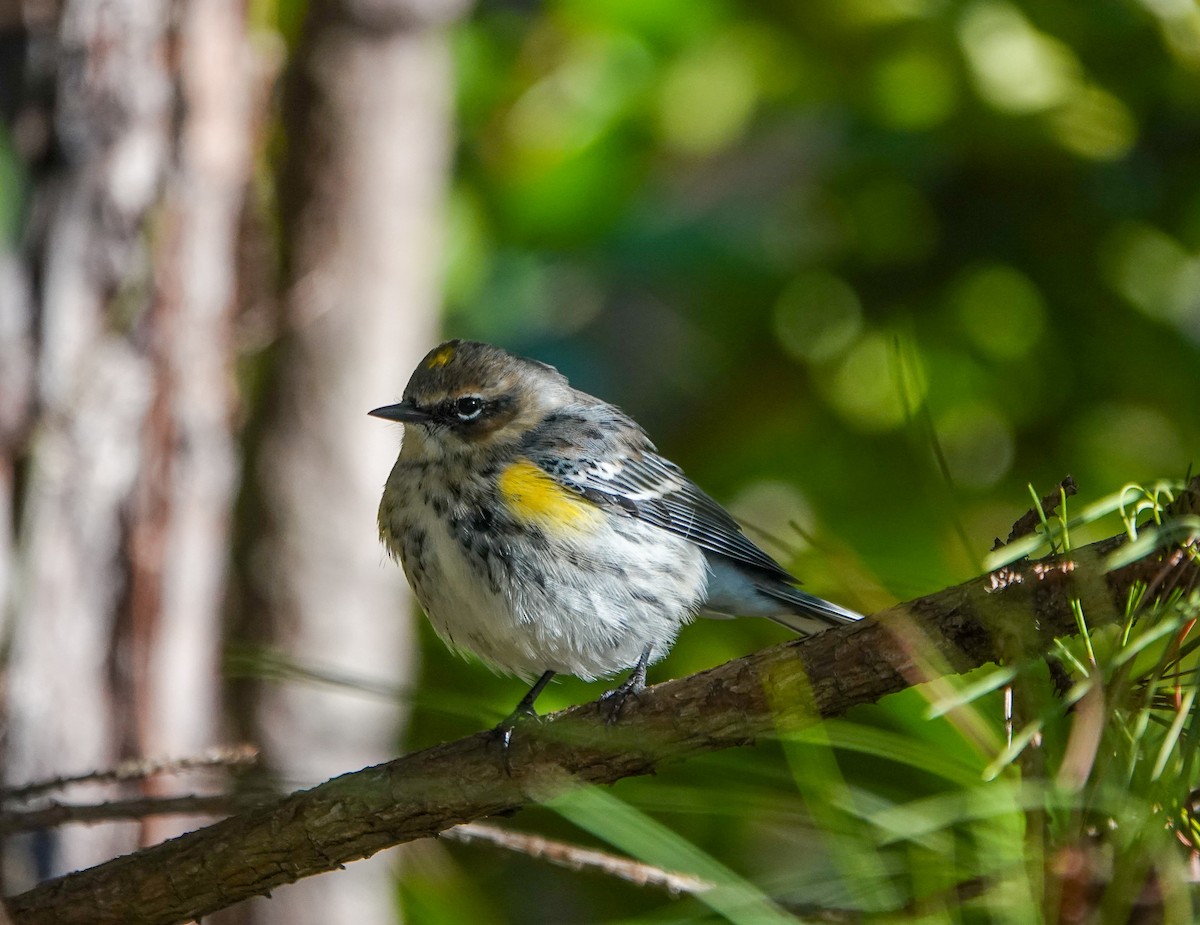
[369,340,573,459]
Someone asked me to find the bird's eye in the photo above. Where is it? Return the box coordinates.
[454,396,485,421]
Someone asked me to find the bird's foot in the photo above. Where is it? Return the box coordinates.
[598,664,647,726]
[488,705,543,775]
[490,702,541,751]
[488,670,556,774]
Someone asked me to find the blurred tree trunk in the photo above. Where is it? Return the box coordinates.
[1,0,257,888]
[231,1,466,923]
[1,0,462,916]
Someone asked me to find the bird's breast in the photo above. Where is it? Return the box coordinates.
[378,455,710,679]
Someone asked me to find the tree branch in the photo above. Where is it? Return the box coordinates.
[444,822,713,895]
[1,746,259,802]
[0,796,242,837]
[6,520,1198,925]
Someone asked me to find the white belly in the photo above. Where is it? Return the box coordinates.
[389,493,708,681]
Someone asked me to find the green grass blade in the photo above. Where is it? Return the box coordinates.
[550,786,796,925]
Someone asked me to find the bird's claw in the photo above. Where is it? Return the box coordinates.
[489,705,542,773]
[598,650,650,725]
[598,679,644,725]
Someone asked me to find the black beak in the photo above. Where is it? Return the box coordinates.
[368,401,432,424]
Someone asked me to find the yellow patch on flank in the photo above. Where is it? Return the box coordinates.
[497,459,603,534]
[426,344,457,369]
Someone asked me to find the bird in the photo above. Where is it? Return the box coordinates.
[370,339,860,732]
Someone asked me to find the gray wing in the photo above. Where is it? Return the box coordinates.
[522,405,798,583]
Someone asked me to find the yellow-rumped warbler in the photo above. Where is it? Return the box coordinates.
[371,340,860,728]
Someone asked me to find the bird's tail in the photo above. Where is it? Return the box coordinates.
[761,584,864,635]
[701,555,863,634]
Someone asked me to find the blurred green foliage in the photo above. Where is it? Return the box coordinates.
[232,0,1200,920]
[437,4,1193,631]
[0,125,25,246]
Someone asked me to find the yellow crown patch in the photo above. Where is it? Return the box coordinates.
[426,344,457,369]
